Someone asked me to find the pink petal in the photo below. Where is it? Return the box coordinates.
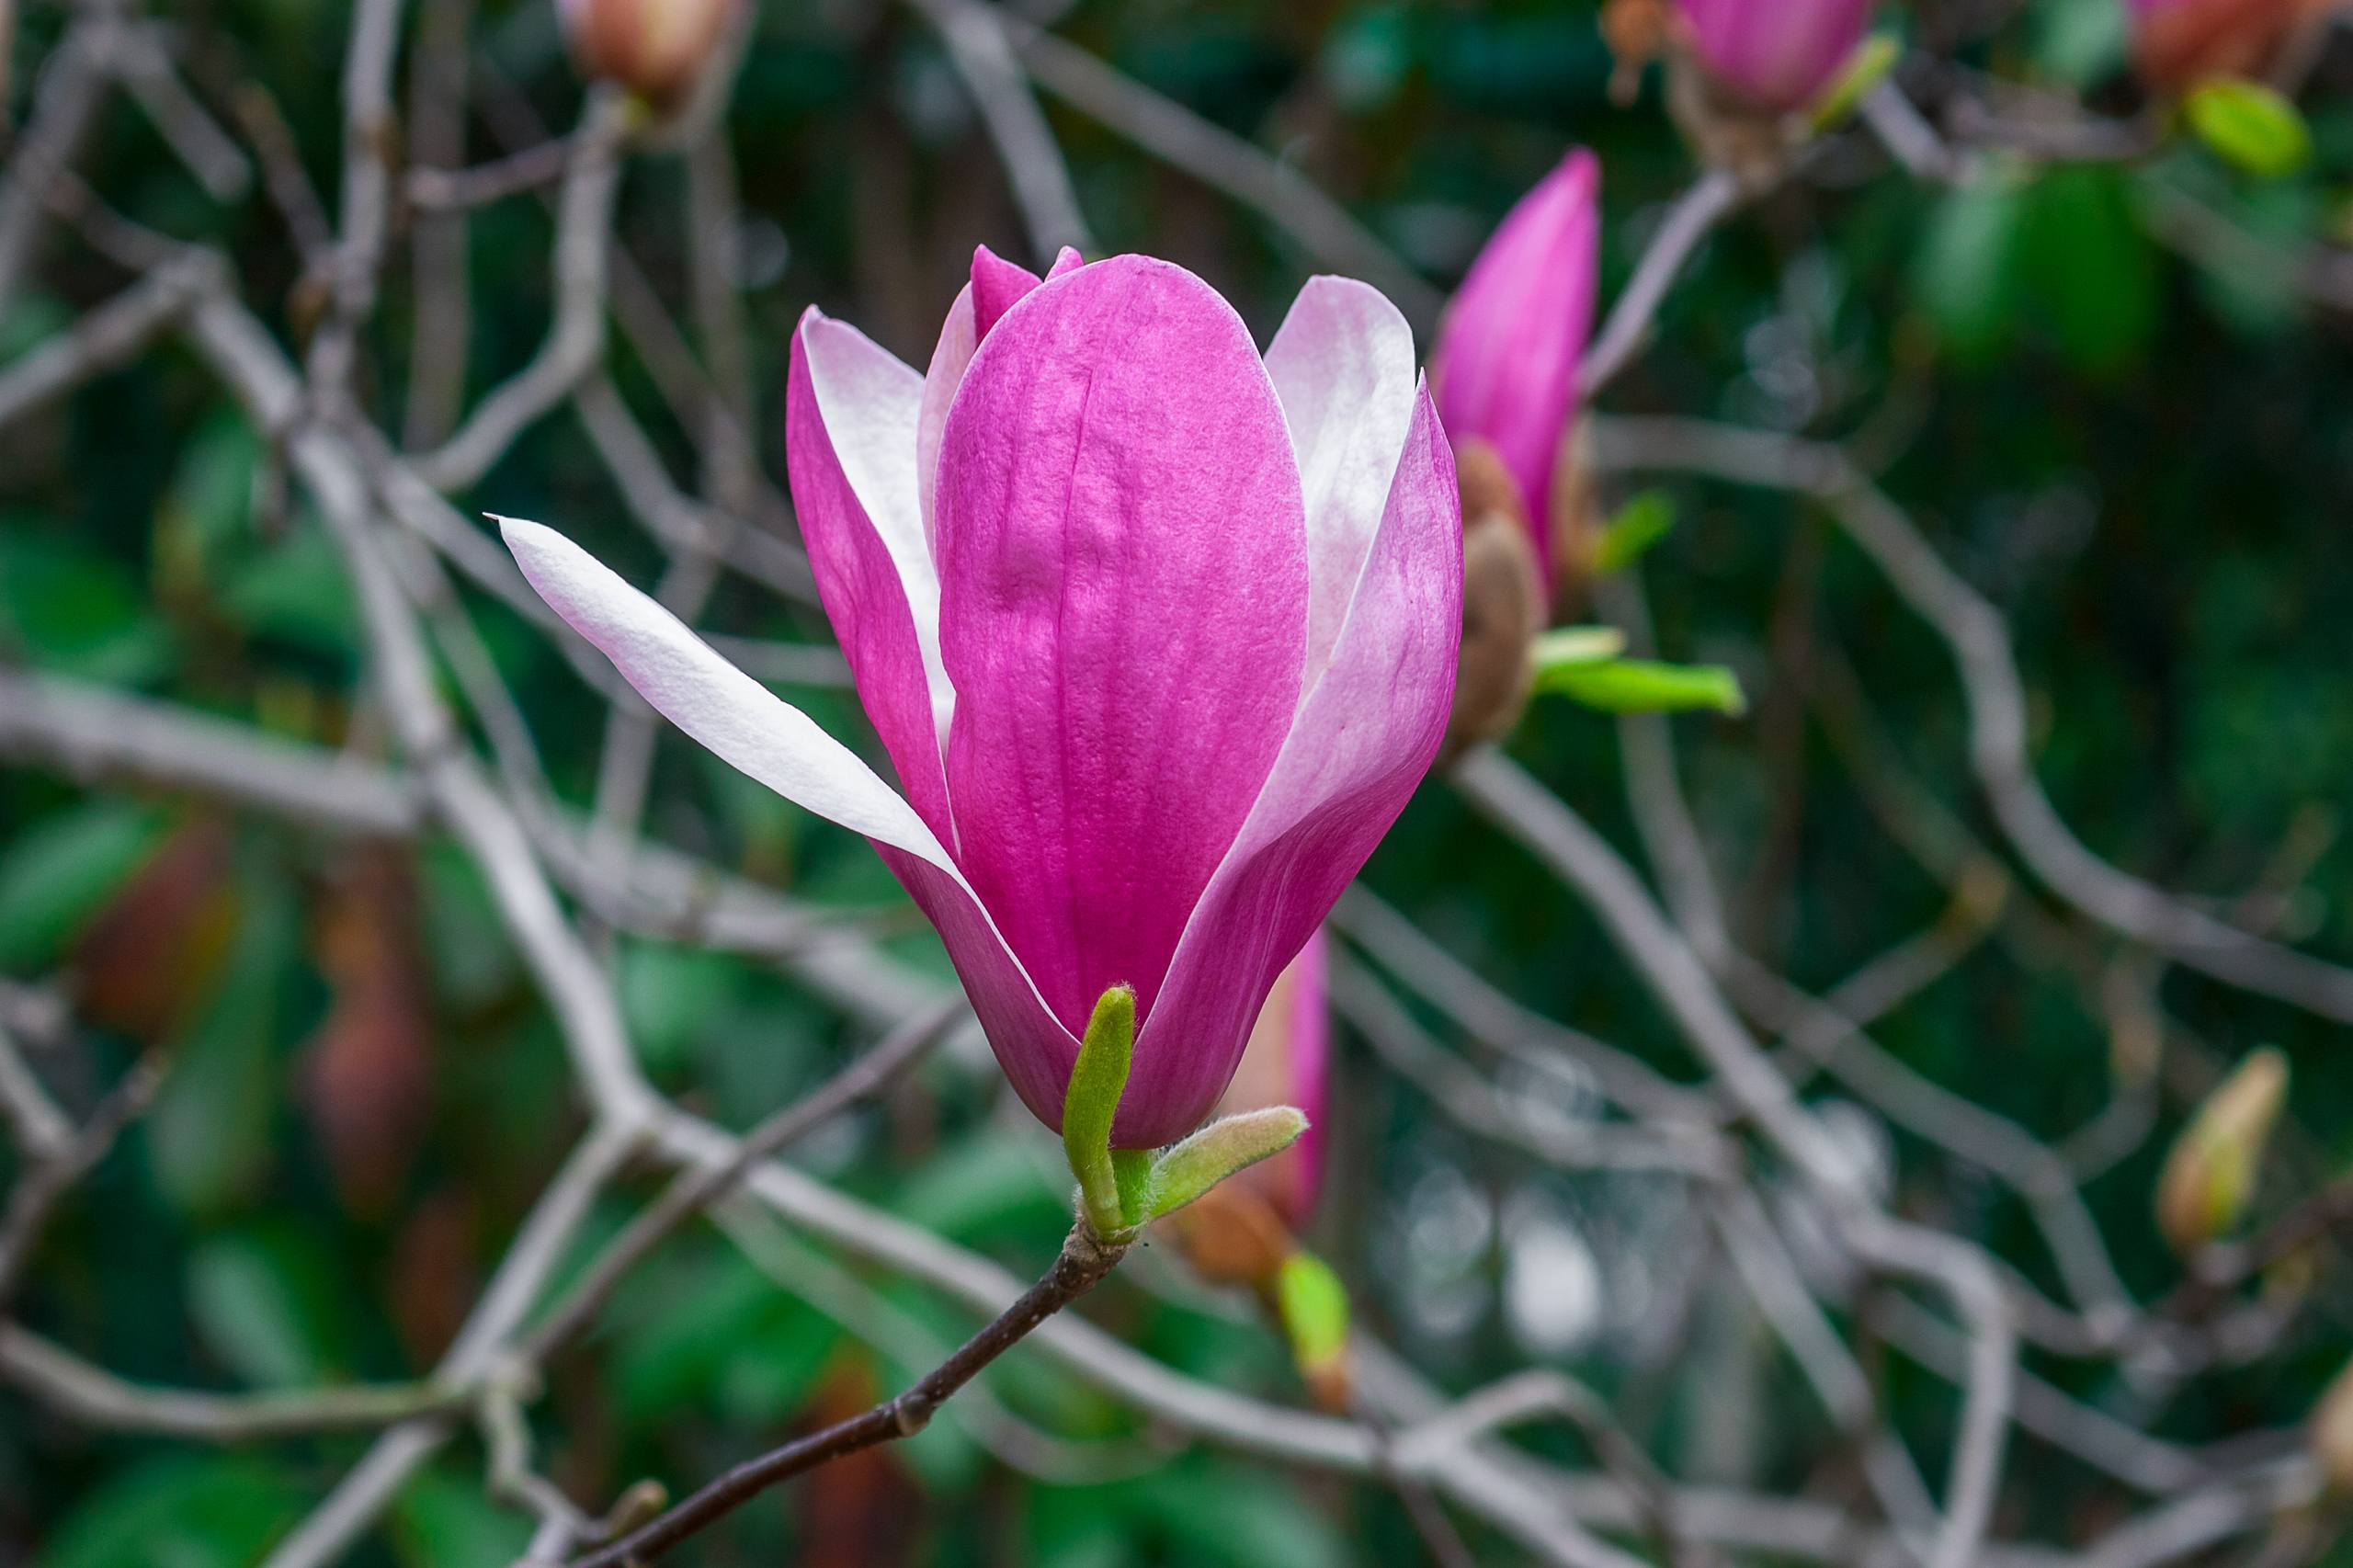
[933,255,1310,1044]
[1432,149,1598,584]
[915,285,978,553]
[502,515,1083,1118]
[1123,383,1459,1147]
[1218,926,1330,1226]
[884,848,1086,1130]
[1283,926,1331,1222]
[1677,0,1870,112]
[1264,277,1422,680]
[915,247,1088,550]
[970,245,1043,341]
[788,311,953,834]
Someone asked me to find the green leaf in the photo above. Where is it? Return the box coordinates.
[391,1471,536,1568]
[1536,657,1747,716]
[0,801,168,969]
[37,1454,305,1568]
[2021,165,2159,372]
[1914,175,2027,360]
[1589,491,1676,576]
[2030,0,2128,87]
[612,1250,840,1426]
[1063,983,1136,1238]
[619,939,748,1078]
[219,531,361,660]
[1132,1460,1350,1568]
[894,1127,1066,1239]
[1275,1251,1350,1379]
[1809,33,1900,131]
[1142,1108,1308,1222]
[146,876,300,1215]
[0,532,176,685]
[2185,79,2313,179]
[187,1223,350,1389]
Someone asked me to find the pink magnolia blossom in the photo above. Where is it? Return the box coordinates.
[1432,149,1598,586]
[1676,0,1872,114]
[501,249,1461,1148]
[2123,0,2326,89]
[1214,929,1330,1227]
[557,0,738,108]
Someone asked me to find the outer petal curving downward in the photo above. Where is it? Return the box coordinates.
[788,312,954,831]
[1121,383,1461,1147]
[498,517,1083,1119]
[933,256,1311,1043]
[502,517,950,865]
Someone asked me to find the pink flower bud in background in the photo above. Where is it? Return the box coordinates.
[1213,928,1329,1229]
[558,0,739,109]
[1432,149,1599,592]
[1674,0,1872,114]
[502,248,1461,1150]
[2124,0,2333,91]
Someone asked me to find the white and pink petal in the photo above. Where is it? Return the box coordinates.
[932,255,1311,1040]
[1120,383,1459,1147]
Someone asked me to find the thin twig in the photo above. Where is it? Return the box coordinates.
[518,999,964,1363]
[567,1223,1130,1568]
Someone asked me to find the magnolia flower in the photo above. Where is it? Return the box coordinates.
[1676,0,1871,114]
[1432,149,1599,590]
[502,249,1461,1148]
[2125,0,2335,90]
[558,0,738,108]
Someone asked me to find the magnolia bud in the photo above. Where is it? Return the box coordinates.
[2128,0,2334,94]
[1599,0,1674,104]
[1446,441,1547,756]
[2313,1355,2353,1494]
[1664,0,1870,190]
[559,0,739,111]
[1547,422,1605,615]
[1162,1181,1294,1289]
[2155,1047,2289,1256]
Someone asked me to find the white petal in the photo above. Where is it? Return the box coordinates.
[799,313,955,748]
[915,283,978,556]
[1262,276,1421,684]
[498,516,952,869]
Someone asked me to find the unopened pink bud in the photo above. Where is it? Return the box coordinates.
[1674,0,1872,115]
[1433,149,1599,593]
[559,0,739,109]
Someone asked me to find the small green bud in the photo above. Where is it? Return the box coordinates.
[1276,1252,1352,1410]
[2182,78,2313,179]
[1063,985,1137,1240]
[2156,1046,2289,1256]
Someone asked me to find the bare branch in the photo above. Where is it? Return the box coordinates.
[1589,415,2353,1023]
[566,1223,1130,1567]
